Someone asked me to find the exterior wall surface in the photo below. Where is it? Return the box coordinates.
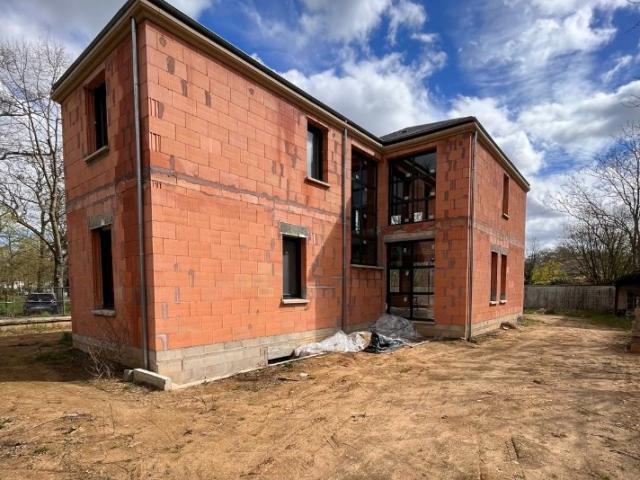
[140,21,356,382]
[379,133,473,337]
[470,141,527,332]
[62,33,151,363]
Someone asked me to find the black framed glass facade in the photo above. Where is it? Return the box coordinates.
[389,151,436,225]
[351,151,377,265]
[387,240,435,320]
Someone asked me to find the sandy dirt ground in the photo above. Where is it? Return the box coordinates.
[0,314,639,480]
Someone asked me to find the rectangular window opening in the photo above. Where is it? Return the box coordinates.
[307,122,324,181]
[490,251,498,303]
[283,236,303,299]
[93,227,114,310]
[389,151,436,226]
[502,174,510,217]
[500,254,507,301]
[351,150,377,265]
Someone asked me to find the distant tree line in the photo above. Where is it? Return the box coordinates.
[0,39,68,296]
[527,122,640,285]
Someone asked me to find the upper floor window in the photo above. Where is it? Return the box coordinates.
[88,77,108,152]
[389,151,436,225]
[502,174,510,218]
[306,123,324,181]
[351,151,377,265]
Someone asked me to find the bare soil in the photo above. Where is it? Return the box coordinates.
[1,314,639,479]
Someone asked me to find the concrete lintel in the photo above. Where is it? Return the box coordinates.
[132,368,172,391]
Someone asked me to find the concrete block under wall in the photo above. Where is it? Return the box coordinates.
[152,327,337,386]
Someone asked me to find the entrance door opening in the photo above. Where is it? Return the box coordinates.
[387,240,435,321]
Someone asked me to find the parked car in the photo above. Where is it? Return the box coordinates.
[23,293,58,315]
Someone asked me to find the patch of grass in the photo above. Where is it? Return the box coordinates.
[0,418,10,429]
[35,349,74,364]
[34,446,49,455]
[557,309,632,330]
[59,331,73,346]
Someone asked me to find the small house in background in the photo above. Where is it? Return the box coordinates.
[51,0,528,386]
[615,271,640,315]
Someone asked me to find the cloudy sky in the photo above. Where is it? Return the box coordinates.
[3,0,640,247]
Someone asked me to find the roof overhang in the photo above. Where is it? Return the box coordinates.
[51,0,530,191]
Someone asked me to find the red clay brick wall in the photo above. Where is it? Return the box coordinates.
[346,144,385,328]
[379,133,473,328]
[140,21,361,351]
[470,141,526,324]
[62,34,151,351]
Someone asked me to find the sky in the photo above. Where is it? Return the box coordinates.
[2,0,639,248]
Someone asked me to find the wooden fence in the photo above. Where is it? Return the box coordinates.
[524,285,615,312]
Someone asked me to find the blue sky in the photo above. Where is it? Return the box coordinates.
[3,0,640,247]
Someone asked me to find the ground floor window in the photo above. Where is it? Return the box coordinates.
[92,227,114,310]
[283,236,303,299]
[387,239,435,320]
[490,251,498,303]
[500,254,507,301]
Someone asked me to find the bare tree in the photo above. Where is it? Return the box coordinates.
[0,40,68,302]
[563,219,630,284]
[524,238,542,284]
[557,122,640,278]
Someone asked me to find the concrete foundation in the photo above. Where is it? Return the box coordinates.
[151,327,338,386]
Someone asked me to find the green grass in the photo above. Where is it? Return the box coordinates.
[59,331,73,346]
[558,309,632,330]
[529,308,632,330]
[35,349,74,364]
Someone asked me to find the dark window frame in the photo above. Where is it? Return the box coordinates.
[93,227,114,310]
[388,151,436,226]
[490,251,498,303]
[306,122,325,181]
[87,74,108,154]
[282,235,304,299]
[351,150,378,266]
[500,254,507,301]
[502,174,510,218]
[386,240,436,321]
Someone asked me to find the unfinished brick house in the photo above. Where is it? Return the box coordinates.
[51,0,529,386]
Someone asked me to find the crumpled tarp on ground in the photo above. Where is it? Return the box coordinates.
[294,314,424,357]
[294,331,368,357]
[364,314,424,353]
[369,314,422,341]
[364,331,407,353]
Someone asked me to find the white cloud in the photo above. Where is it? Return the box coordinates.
[300,0,390,44]
[529,0,629,16]
[387,0,427,44]
[282,53,443,135]
[411,32,438,44]
[457,0,637,103]
[519,80,640,155]
[168,0,214,18]
[1,0,213,54]
[449,96,544,176]
[601,54,633,83]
